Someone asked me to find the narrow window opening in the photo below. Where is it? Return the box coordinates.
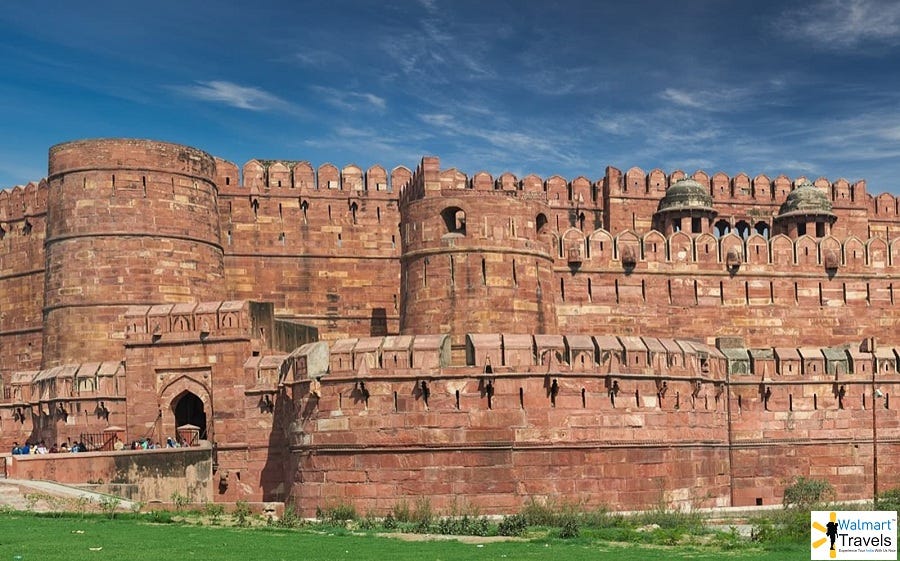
[393,391,399,412]
[581,388,586,408]
[226,177,231,185]
[560,278,565,301]
[377,207,381,223]
[635,389,640,407]
[482,258,487,285]
[455,389,460,409]
[587,278,593,301]
[813,393,818,410]
[337,233,342,247]
[450,255,455,286]
[328,205,332,222]
[615,279,620,304]
[423,257,428,287]
[519,387,524,409]
[512,259,518,287]
[789,393,793,411]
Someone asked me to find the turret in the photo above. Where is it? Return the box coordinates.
[43,139,225,366]
[652,178,718,235]
[774,180,837,238]
[399,157,558,339]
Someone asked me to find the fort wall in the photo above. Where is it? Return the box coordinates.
[0,181,47,374]
[2,138,900,515]
[214,158,408,340]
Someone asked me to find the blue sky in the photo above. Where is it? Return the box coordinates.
[2,0,900,194]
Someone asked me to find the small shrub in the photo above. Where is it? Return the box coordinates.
[713,526,744,551]
[521,497,557,526]
[98,496,121,518]
[66,496,90,517]
[391,500,411,523]
[557,515,580,539]
[498,513,527,537]
[782,476,834,509]
[170,491,189,511]
[203,501,225,525]
[411,497,433,527]
[320,502,357,524]
[130,501,145,515]
[357,511,378,530]
[382,512,397,530]
[878,487,900,511]
[277,503,304,528]
[233,500,252,527]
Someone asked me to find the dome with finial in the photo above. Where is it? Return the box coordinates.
[656,177,715,213]
[778,180,834,217]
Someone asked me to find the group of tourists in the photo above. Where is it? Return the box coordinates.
[10,440,87,454]
[11,435,192,455]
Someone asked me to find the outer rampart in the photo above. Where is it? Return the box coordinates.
[1,138,900,516]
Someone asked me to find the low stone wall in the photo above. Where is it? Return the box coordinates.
[6,445,213,503]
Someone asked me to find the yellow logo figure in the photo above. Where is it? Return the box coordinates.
[812,511,839,559]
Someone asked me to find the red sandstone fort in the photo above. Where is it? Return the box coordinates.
[1,137,900,514]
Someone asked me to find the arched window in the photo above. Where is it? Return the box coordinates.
[441,206,466,235]
[714,219,730,238]
[536,213,548,235]
[735,220,750,240]
[754,221,770,239]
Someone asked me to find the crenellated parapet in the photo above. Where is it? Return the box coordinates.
[214,157,412,195]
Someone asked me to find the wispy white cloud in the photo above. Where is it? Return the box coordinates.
[379,1,496,83]
[659,86,763,112]
[418,112,588,170]
[294,48,347,68]
[783,0,900,49]
[309,86,387,111]
[169,80,290,111]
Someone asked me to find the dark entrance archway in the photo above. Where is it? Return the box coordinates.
[173,391,207,439]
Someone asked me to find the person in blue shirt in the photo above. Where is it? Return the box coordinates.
[11,442,21,454]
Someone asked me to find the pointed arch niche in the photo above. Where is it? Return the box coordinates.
[157,369,212,444]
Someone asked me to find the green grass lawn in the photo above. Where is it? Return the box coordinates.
[0,514,806,561]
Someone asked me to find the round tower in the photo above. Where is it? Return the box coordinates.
[399,158,558,338]
[44,139,225,366]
